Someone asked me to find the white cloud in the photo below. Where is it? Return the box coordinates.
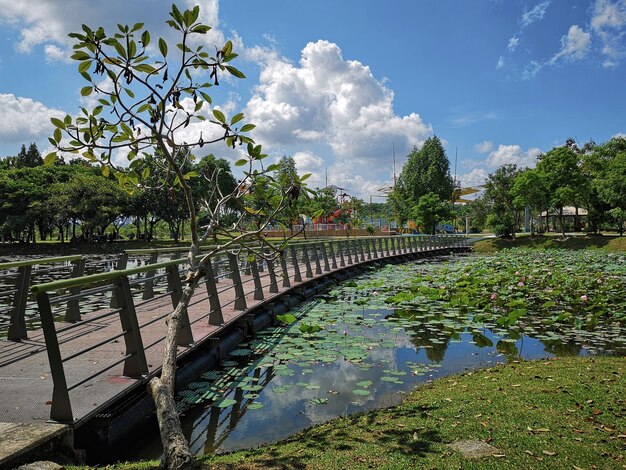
[549,25,591,64]
[496,55,505,69]
[0,1,231,62]
[459,168,489,188]
[487,144,541,168]
[292,151,325,188]
[591,0,626,67]
[507,36,520,52]
[0,93,65,142]
[521,1,552,28]
[44,44,71,63]
[245,40,432,198]
[474,140,494,153]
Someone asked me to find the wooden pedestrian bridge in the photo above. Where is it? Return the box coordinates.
[0,234,468,465]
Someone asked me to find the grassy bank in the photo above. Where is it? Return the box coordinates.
[100,356,625,470]
[472,233,626,253]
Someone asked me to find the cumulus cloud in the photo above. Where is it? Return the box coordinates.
[474,140,494,153]
[487,144,542,168]
[291,151,325,188]
[0,0,229,62]
[0,93,64,142]
[459,168,489,188]
[245,40,432,198]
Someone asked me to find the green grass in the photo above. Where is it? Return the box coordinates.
[94,356,625,470]
[472,233,626,253]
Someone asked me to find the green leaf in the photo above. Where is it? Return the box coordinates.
[101,165,110,177]
[235,159,247,167]
[222,40,233,56]
[225,65,245,78]
[113,41,127,59]
[51,117,66,129]
[191,25,211,34]
[158,37,168,57]
[43,152,57,165]
[124,88,135,98]
[133,63,156,73]
[276,313,297,325]
[131,22,144,33]
[78,61,92,73]
[53,128,62,144]
[212,109,226,124]
[239,124,256,133]
[80,86,93,96]
[141,30,150,47]
[300,173,312,181]
[71,51,91,61]
[230,112,244,125]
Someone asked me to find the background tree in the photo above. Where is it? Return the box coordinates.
[410,192,451,234]
[48,6,308,468]
[396,136,454,220]
[483,164,523,238]
[535,144,585,236]
[511,168,548,233]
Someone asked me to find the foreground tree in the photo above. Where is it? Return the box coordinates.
[48,5,307,468]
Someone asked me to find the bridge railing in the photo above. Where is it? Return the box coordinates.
[0,256,83,341]
[27,234,467,423]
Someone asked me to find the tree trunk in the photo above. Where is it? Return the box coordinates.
[147,250,203,469]
[559,207,565,237]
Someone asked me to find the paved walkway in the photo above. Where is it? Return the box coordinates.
[0,242,465,429]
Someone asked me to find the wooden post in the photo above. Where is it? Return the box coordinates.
[204,259,223,325]
[302,245,313,278]
[110,252,129,308]
[8,265,32,341]
[166,264,194,346]
[65,258,85,323]
[142,251,159,300]
[290,245,302,283]
[37,292,73,423]
[250,259,264,300]
[228,253,247,310]
[113,276,149,378]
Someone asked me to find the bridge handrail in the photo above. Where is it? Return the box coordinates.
[0,255,82,270]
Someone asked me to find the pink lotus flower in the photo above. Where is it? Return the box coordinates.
[580,294,589,302]
[517,281,525,287]
[490,293,498,300]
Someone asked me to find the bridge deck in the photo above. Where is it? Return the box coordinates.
[0,242,462,428]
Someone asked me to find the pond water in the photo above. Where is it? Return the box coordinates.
[125,252,626,461]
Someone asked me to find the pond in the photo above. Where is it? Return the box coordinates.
[125,250,626,460]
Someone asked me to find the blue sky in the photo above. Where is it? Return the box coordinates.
[1,0,625,198]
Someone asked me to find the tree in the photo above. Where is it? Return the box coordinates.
[583,136,626,233]
[273,156,305,234]
[597,151,626,235]
[511,168,549,233]
[48,5,307,468]
[410,192,451,234]
[396,136,454,217]
[15,143,43,168]
[483,164,523,238]
[535,144,585,237]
